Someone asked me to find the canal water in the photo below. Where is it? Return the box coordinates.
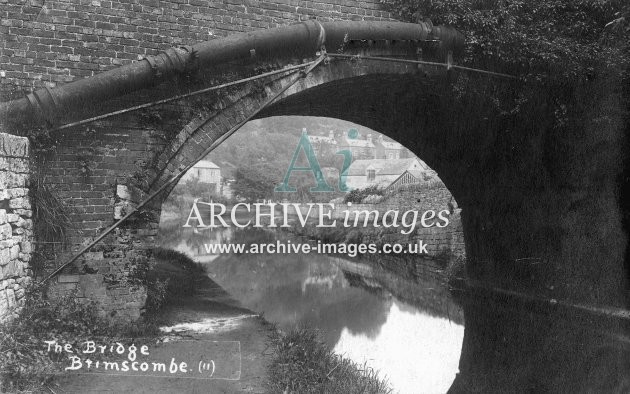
[158,221,464,394]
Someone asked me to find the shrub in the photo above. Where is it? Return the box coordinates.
[30,174,73,275]
[144,278,170,314]
[343,185,385,204]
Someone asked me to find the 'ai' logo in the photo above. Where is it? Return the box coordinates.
[274,129,355,193]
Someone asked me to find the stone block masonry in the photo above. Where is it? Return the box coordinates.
[381,183,465,257]
[291,183,465,258]
[0,132,33,323]
[331,184,465,257]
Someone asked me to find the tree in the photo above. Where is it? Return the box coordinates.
[380,0,630,304]
[233,165,277,201]
[379,0,629,170]
[379,0,629,82]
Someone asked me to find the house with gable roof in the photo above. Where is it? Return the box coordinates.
[344,158,429,189]
[385,168,440,192]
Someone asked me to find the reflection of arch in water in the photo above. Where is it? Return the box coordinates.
[264,283,392,348]
[201,243,392,348]
[186,227,233,256]
[334,257,464,325]
[301,260,347,293]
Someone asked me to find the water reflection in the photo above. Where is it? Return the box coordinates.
[158,221,464,393]
[335,301,464,394]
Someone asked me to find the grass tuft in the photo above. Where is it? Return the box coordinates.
[266,328,392,394]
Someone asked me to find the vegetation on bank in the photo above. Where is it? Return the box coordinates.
[343,185,386,204]
[145,248,208,313]
[0,287,160,393]
[0,248,205,392]
[266,329,392,394]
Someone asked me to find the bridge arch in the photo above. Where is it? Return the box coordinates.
[147,49,628,392]
[151,57,456,194]
[150,56,545,297]
[0,20,475,319]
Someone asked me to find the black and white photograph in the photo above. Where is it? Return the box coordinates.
[0,0,629,393]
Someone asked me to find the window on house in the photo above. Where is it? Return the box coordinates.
[388,153,394,159]
[367,169,376,181]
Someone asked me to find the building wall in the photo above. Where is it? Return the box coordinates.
[0,132,33,323]
[339,144,375,159]
[180,166,221,195]
[384,149,400,159]
[197,167,221,184]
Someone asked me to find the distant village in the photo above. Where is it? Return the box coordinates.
[307,129,439,191]
[183,129,440,200]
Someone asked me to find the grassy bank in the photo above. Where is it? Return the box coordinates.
[0,248,205,392]
[266,329,392,394]
[0,287,160,393]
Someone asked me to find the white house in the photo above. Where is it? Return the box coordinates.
[181,159,221,194]
[345,158,429,189]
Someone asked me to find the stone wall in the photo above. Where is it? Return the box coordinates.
[0,0,392,101]
[0,132,32,323]
[380,183,464,257]
[293,183,465,257]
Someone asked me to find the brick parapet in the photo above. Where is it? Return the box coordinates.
[0,0,392,101]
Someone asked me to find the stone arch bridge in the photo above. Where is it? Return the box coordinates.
[0,2,628,392]
[2,19,469,313]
